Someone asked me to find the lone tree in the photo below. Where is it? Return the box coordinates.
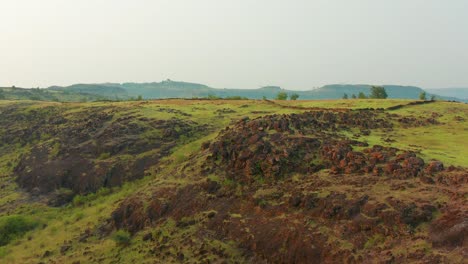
[290,93,299,100]
[370,86,388,99]
[276,91,288,100]
[419,92,427,100]
[351,94,357,99]
[342,93,348,99]
[358,92,368,99]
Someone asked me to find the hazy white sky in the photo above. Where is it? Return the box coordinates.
[1,0,467,89]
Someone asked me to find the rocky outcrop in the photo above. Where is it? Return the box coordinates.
[10,106,208,198]
[205,111,441,183]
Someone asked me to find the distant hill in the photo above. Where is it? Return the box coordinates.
[426,88,468,100]
[0,86,114,102]
[121,80,213,98]
[48,83,128,98]
[118,82,466,101]
[1,81,467,102]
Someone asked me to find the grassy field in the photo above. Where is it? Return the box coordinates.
[0,99,466,263]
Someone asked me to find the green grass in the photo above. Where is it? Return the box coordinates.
[0,99,466,263]
[111,230,131,246]
[0,215,40,246]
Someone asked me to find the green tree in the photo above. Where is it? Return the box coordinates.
[358,92,368,99]
[137,95,143,101]
[290,93,299,100]
[430,95,436,101]
[276,92,288,100]
[370,86,388,99]
[351,94,357,99]
[342,93,348,99]
[419,92,427,100]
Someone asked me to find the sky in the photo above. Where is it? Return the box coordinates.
[0,0,467,90]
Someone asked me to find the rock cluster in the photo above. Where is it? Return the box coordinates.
[205,111,441,182]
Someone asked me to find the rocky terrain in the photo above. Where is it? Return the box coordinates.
[0,99,466,263]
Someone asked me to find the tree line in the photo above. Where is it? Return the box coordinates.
[342,86,388,99]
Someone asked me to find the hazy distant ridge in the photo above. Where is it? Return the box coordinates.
[426,88,468,100]
[1,81,467,102]
[46,81,465,101]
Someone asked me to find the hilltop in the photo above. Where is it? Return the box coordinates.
[0,98,466,263]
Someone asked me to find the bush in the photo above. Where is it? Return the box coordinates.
[0,215,40,246]
[112,230,131,246]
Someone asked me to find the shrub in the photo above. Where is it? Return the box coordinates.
[112,230,131,246]
[0,215,40,246]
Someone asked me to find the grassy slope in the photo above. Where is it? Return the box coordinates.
[0,99,466,263]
